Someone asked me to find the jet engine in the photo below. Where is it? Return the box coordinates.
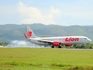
[52,42,60,46]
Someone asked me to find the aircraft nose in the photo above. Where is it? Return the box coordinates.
[88,38,92,42]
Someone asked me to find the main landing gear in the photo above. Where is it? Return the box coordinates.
[58,46,61,48]
[51,46,54,48]
[51,46,61,48]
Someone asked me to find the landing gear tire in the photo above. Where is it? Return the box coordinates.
[58,46,61,48]
[51,46,54,48]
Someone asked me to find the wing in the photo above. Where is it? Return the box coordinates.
[38,40,53,44]
[38,39,69,45]
[27,37,67,45]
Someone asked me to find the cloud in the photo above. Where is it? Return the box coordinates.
[50,6,61,15]
[0,0,93,26]
[17,1,61,25]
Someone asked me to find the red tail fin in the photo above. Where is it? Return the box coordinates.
[28,31,32,37]
[24,31,32,38]
[24,25,37,38]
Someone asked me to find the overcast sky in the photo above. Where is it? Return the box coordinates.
[0,0,93,26]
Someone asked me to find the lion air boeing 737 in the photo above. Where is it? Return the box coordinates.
[24,25,91,48]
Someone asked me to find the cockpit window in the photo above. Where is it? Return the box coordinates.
[84,38,87,39]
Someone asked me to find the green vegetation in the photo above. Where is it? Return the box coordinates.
[0,42,9,46]
[0,48,93,70]
[69,43,93,49]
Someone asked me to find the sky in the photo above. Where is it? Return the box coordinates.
[0,0,93,26]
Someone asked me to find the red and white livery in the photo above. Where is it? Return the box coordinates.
[24,25,91,48]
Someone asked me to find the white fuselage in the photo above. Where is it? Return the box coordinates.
[28,36,91,45]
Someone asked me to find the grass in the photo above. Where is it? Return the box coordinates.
[0,48,93,70]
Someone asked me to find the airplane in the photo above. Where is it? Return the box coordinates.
[24,25,91,48]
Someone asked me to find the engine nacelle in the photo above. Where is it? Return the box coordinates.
[65,44,72,46]
[52,42,60,46]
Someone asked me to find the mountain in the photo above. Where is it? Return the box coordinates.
[0,24,93,42]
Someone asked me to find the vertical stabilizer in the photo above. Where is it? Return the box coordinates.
[24,25,37,38]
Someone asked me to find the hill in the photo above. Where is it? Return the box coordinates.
[0,24,93,42]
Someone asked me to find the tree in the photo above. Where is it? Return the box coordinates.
[0,42,9,46]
